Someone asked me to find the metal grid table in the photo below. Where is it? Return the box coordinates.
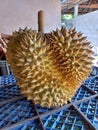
[0,74,98,130]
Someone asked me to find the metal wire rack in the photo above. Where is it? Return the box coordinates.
[0,74,98,130]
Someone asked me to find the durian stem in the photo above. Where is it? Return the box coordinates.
[38,10,44,33]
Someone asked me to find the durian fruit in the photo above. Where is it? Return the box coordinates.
[46,27,94,90]
[6,27,94,107]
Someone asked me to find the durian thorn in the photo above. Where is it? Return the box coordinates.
[78,32,83,38]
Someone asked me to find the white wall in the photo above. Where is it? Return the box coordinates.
[0,0,61,34]
[65,11,98,53]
